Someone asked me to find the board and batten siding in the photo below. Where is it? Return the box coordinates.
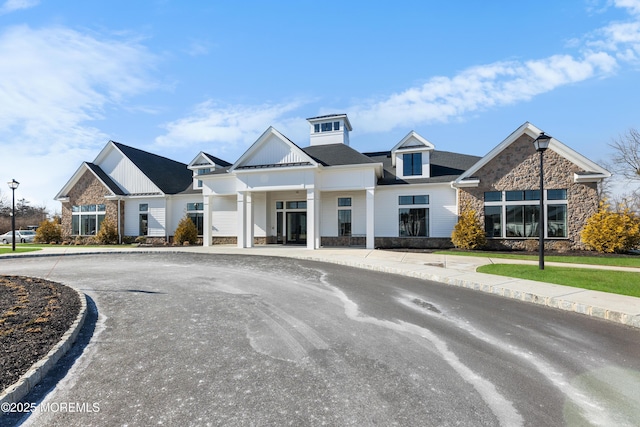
[245,134,307,167]
[374,184,457,238]
[99,149,162,195]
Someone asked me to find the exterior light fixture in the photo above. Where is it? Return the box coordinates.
[532,133,551,270]
[7,179,20,252]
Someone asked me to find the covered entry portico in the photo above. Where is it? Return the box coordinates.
[199,118,382,250]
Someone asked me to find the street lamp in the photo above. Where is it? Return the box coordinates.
[532,132,551,270]
[7,179,20,252]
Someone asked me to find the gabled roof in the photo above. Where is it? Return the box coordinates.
[230,127,318,172]
[188,151,232,169]
[454,122,611,186]
[111,141,193,194]
[55,162,125,200]
[366,150,481,185]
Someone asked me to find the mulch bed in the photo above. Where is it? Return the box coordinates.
[0,276,80,393]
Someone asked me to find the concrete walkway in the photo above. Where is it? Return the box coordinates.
[1,245,639,328]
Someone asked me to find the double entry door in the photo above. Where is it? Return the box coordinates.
[277,211,307,244]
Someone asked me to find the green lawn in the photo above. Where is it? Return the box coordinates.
[477,264,640,297]
[435,250,640,268]
[0,245,42,254]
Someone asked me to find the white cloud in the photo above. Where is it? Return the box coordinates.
[615,0,640,15]
[0,0,39,15]
[349,52,617,133]
[155,100,307,154]
[0,25,157,209]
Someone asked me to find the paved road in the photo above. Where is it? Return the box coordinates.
[1,253,639,426]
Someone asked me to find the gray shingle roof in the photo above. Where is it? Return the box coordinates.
[85,162,126,195]
[202,152,232,167]
[302,144,378,166]
[112,141,193,194]
[365,150,481,185]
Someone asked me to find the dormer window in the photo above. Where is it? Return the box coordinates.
[403,153,422,176]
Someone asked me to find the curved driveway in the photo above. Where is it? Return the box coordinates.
[1,253,639,426]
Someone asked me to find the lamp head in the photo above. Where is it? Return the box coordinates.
[533,132,552,152]
[7,179,19,190]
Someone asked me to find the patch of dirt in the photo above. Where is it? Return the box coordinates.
[0,275,80,393]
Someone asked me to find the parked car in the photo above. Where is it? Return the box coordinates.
[0,230,37,244]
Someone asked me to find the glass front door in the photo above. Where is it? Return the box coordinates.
[286,212,307,244]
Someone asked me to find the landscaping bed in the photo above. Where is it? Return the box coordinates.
[0,276,80,393]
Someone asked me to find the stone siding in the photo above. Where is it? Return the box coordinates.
[61,170,123,239]
[459,134,600,249]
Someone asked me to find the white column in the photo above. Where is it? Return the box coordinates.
[306,188,319,250]
[237,191,246,248]
[366,187,375,249]
[203,194,212,247]
[246,192,254,248]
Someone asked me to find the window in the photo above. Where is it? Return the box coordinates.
[399,208,428,237]
[399,195,429,205]
[338,197,351,207]
[321,122,333,132]
[338,210,351,236]
[187,202,204,235]
[403,153,422,176]
[333,121,340,131]
[314,124,320,133]
[139,203,148,236]
[484,191,502,202]
[484,189,568,239]
[484,206,502,237]
[337,197,352,237]
[196,168,211,188]
[71,204,106,235]
[286,201,306,209]
[276,201,284,210]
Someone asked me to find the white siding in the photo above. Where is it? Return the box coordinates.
[240,169,315,191]
[212,195,237,236]
[99,148,161,195]
[124,198,166,237]
[319,168,377,191]
[319,191,366,237]
[374,184,457,238]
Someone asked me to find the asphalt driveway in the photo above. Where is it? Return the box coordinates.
[1,253,639,426]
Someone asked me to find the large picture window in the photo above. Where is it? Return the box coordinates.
[399,208,428,237]
[484,189,567,239]
[71,204,106,235]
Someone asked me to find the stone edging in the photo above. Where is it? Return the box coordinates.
[0,288,88,406]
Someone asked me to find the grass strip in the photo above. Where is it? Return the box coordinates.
[477,264,640,298]
[435,250,640,268]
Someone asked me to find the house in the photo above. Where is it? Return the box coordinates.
[56,114,610,250]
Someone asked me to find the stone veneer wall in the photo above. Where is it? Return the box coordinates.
[458,134,600,250]
[61,170,123,240]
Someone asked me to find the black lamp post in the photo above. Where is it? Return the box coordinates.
[532,132,551,270]
[8,179,20,252]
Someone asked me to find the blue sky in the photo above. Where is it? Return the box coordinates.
[1,0,639,211]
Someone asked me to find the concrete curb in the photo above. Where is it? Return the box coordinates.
[293,254,640,330]
[0,288,88,406]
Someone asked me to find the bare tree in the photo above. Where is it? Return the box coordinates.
[609,128,640,181]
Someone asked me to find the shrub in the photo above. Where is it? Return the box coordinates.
[34,219,62,244]
[174,215,198,245]
[95,217,119,245]
[451,203,487,250]
[581,201,640,253]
